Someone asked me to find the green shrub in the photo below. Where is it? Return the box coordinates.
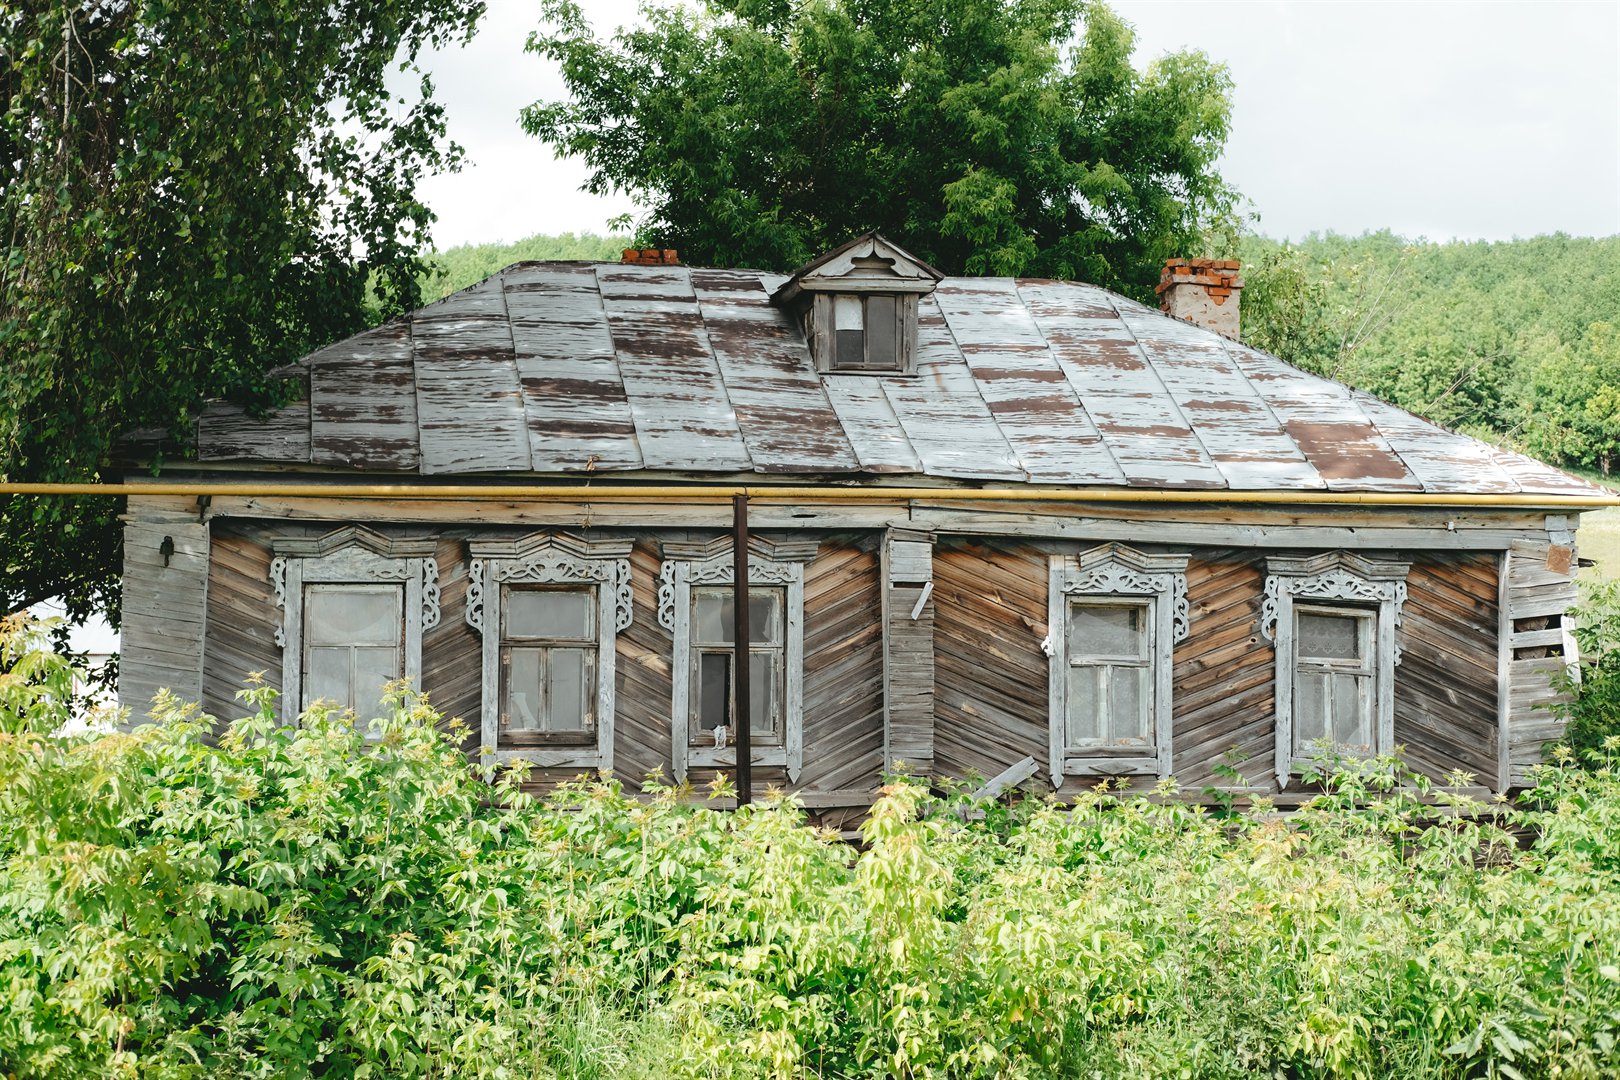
[1558,578,1620,758]
[3,615,1620,1078]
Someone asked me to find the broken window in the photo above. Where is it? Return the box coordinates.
[689,587,786,748]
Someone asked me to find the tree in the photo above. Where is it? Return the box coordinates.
[523,0,1239,295]
[0,0,485,627]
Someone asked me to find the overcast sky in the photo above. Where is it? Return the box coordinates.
[411,0,1620,250]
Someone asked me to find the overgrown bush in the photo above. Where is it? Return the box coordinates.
[3,615,1620,1079]
[1558,578,1620,758]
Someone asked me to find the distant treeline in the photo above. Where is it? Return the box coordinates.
[426,230,1620,477]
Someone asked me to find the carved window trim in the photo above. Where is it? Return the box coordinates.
[658,536,819,784]
[270,527,440,723]
[1262,552,1410,786]
[465,533,633,772]
[1046,544,1189,784]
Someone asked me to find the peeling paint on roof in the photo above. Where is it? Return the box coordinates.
[193,262,1605,498]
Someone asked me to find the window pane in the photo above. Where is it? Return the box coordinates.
[694,589,731,644]
[864,295,898,368]
[1298,612,1362,661]
[1065,664,1103,745]
[1068,603,1145,658]
[836,329,866,368]
[748,651,781,740]
[306,586,398,646]
[306,646,353,708]
[1294,670,1329,749]
[834,294,864,330]
[1109,665,1149,744]
[505,647,544,731]
[506,587,593,641]
[1332,673,1372,750]
[353,647,399,719]
[697,651,730,734]
[548,648,591,732]
[693,588,784,645]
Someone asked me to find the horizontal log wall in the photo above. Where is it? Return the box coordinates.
[201,522,285,720]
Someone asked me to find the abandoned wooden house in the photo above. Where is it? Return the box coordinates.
[116,234,1608,819]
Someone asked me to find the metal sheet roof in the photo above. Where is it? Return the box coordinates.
[193,261,1605,498]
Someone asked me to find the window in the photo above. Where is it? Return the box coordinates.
[271,527,440,726]
[465,534,633,771]
[659,536,819,783]
[831,294,901,371]
[689,587,787,749]
[1047,545,1188,783]
[1262,552,1409,785]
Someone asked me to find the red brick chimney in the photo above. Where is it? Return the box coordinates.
[1157,258,1242,339]
[621,247,680,266]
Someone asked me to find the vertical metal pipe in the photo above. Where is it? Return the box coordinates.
[732,494,752,807]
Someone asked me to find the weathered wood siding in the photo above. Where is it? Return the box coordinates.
[1504,538,1577,785]
[1171,551,1273,787]
[932,541,1050,784]
[120,505,209,719]
[420,539,479,743]
[1394,553,1500,783]
[801,539,886,793]
[613,541,676,786]
[201,522,283,719]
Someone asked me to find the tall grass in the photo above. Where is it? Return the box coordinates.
[3,614,1619,1078]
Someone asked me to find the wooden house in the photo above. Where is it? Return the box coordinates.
[116,235,1608,820]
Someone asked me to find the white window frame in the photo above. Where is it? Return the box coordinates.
[270,527,440,722]
[465,533,633,771]
[1047,544,1189,783]
[658,536,819,784]
[1262,552,1410,786]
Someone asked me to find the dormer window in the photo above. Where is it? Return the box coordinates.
[772,232,942,376]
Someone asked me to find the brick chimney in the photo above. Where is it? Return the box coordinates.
[621,247,679,266]
[1157,258,1242,339]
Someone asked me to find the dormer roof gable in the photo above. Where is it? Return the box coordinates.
[770,231,943,306]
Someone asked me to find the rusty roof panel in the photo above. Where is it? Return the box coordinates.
[186,259,1605,500]
[691,269,859,474]
[1116,306,1323,490]
[1029,285,1224,488]
[596,266,753,472]
[197,400,310,463]
[412,278,532,474]
[503,265,643,472]
[1226,342,1423,491]
[309,320,419,472]
[880,296,1025,481]
[938,279,1123,484]
[820,376,923,473]
[1354,394,1520,493]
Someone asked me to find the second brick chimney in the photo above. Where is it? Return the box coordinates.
[622,247,680,266]
[1157,258,1242,339]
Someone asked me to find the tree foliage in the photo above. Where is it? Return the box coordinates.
[523,0,1240,293]
[0,0,486,624]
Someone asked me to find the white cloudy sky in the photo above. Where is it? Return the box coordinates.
[412,0,1620,250]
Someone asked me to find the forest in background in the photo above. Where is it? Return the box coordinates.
[426,230,1620,483]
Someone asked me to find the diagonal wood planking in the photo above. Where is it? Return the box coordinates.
[936,278,1123,484]
[412,278,532,473]
[596,265,754,473]
[691,269,860,474]
[503,263,644,472]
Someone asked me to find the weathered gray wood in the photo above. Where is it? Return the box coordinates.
[196,401,310,463]
[310,320,420,471]
[119,506,210,719]
[970,754,1038,800]
[821,376,924,473]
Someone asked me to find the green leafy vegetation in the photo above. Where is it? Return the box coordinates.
[4,615,1620,1079]
[0,0,485,624]
[1238,233,1620,478]
[421,233,628,300]
[524,0,1240,297]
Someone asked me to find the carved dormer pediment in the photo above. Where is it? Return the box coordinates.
[772,232,943,375]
